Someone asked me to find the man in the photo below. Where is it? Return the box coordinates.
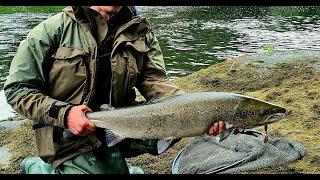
[4,6,226,174]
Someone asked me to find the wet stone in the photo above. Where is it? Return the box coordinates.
[0,146,12,166]
[0,119,27,129]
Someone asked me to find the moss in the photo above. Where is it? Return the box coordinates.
[0,120,36,174]
[0,127,11,146]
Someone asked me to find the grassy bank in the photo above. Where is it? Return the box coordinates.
[0,52,319,174]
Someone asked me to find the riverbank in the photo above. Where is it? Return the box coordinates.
[0,51,319,174]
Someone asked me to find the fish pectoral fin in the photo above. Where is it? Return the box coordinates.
[232,127,241,135]
[218,126,238,142]
[157,138,174,154]
[105,129,126,147]
[218,131,231,142]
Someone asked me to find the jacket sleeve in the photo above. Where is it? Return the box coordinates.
[3,14,72,129]
[136,31,185,102]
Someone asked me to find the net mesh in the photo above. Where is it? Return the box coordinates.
[174,130,306,174]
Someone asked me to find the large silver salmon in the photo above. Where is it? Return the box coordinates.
[87,92,287,142]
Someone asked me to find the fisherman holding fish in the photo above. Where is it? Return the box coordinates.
[4,6,227,174]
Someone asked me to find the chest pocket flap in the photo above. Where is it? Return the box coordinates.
[53,47,90,59]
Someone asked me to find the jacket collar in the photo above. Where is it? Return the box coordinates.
[63,6,108,44]
[63,6,150,45]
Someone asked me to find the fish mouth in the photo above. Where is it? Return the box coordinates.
[264,113,287,124]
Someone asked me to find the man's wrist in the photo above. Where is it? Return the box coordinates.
[62,105,74,129]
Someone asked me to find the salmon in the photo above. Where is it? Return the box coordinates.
[87,92,287,145]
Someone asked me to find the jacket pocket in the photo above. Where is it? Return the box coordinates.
[49,47,90,105]
[34,125,58,157]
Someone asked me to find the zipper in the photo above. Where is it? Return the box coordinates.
[125,57,131,97]
[81,55,91,105]
[83,46,98,105]
[109,50,114,107]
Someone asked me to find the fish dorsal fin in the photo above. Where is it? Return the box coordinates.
[100,104,115,111]
[146,93,184,105]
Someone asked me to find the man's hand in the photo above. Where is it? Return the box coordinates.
[207,121,227,136]
[66,105,96,136]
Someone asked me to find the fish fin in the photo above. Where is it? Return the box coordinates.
[232,127,241,135]
[218,126,238,142]
[144,92,162,105]
[105,129,126,147]
[100,104,115,111]
[145,97,162,105]
[157,138,174,154]
[146,93,182,105]
[218,130,231,142]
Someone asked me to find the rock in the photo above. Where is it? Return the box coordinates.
[0,90,16,121]
[0,146,12,167]
[0,119,27,129]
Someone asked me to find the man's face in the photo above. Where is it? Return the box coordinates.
[90,6,122,22]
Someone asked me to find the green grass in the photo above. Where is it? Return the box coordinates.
[0,6,65,14]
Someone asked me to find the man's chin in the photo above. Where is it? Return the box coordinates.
[98,11,111,21]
